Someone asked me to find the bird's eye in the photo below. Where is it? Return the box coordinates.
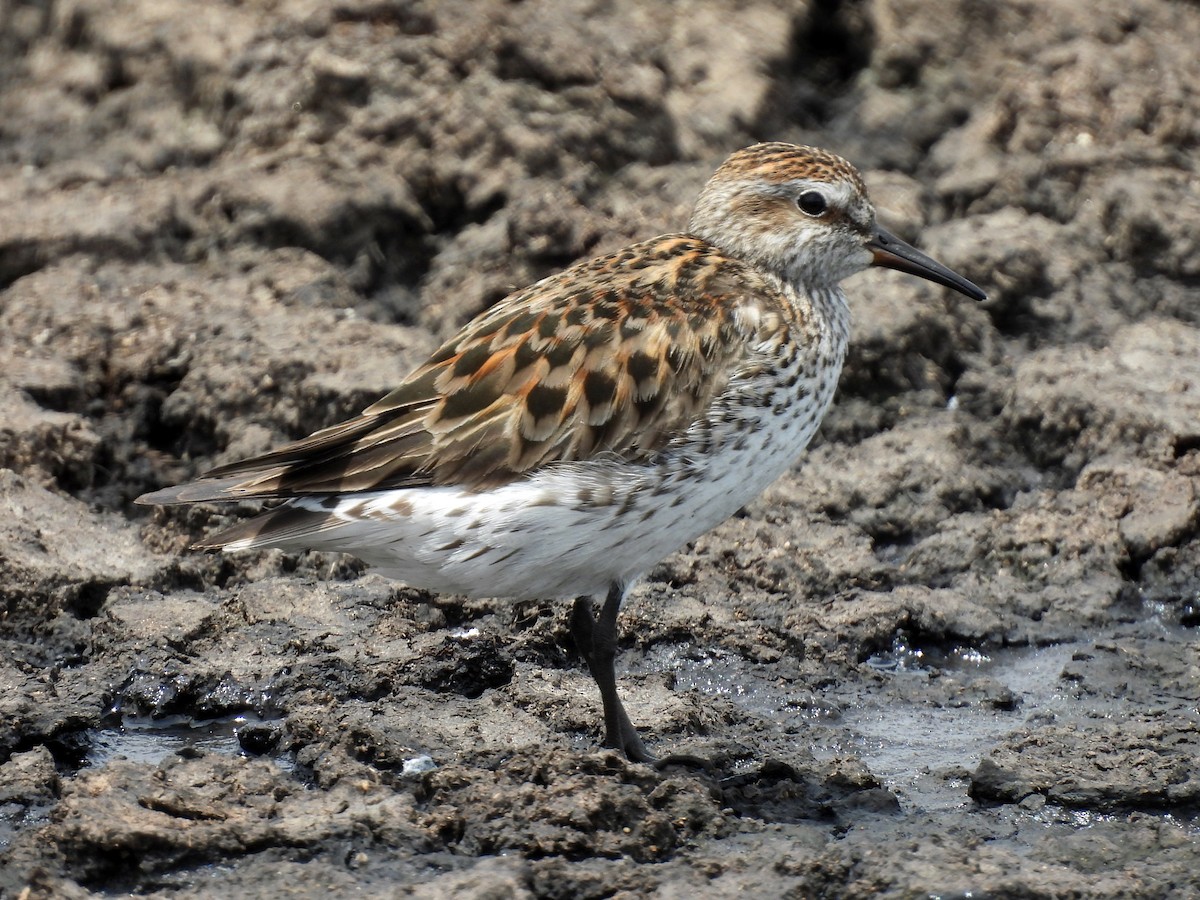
[797,190,828,217]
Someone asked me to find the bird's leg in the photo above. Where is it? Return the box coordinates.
[570,582,652,763]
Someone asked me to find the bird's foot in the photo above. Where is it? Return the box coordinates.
[604,723,715,771]
[651,751,717,772]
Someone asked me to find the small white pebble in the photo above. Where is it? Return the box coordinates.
[402,755,437,776]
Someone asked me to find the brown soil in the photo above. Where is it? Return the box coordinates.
[2,1,1198,897]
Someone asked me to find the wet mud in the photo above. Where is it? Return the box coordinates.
[2,0,1199,896]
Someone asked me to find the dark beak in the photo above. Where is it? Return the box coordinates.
[867,224,986,301]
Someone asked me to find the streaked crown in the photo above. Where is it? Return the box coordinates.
[709,142,868,194]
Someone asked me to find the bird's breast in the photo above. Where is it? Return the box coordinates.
[659,299,848,508]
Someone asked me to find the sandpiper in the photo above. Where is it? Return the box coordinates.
[139,142,985,762]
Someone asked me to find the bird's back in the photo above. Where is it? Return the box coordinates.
[141,234,827,503]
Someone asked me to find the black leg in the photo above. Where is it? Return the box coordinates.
[571,582,653,763]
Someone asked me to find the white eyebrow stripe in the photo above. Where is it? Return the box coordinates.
[783,179,872,230]
[786,179,857,209]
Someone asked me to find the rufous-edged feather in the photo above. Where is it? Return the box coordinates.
[137,235,794,506]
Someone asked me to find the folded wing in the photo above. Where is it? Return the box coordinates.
[138,236,778,505]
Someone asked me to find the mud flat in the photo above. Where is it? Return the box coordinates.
[2,1,1198,896]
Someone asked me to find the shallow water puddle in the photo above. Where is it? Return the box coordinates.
[835,641,1082,803]
[647,634,1187,815]
[85,713,290,770]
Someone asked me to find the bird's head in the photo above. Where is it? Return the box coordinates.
[689,142,985,301]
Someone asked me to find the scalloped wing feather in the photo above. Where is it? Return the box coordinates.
[138,236,792,503]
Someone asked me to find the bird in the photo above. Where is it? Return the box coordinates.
[138,142,985,764]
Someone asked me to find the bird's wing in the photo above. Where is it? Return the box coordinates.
[138,236,789,503]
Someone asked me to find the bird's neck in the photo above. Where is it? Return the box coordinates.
[804,283,851,348]
[767,269,851,351]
